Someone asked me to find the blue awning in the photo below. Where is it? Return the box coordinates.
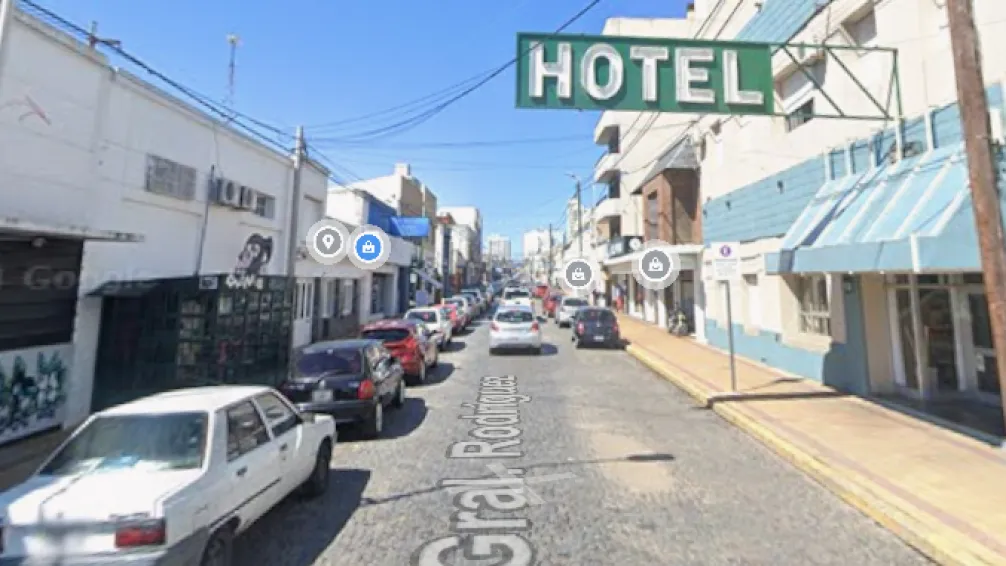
[768,143,972,274]
[389,217,431,238]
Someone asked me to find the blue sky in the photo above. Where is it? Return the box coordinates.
[40,0,689,255]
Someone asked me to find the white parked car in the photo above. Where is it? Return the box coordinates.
[556,296,589,327]
[489,305,542,355]
[501,287,533,309]
[0,386,336,565]
[449,295,476,323]
[405,307,452,349]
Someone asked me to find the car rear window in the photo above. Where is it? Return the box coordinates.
[564,298,588,307]
[578,309,615,323]
[504,290,530,299]
[406,311,437,323]
[496,310,534,323]
[361,328,411,342]
[296,348,362,376]
[40,412,208,476]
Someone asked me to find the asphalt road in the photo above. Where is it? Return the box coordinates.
[234,307,930,566]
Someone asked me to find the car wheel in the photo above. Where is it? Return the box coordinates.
[362,403,383,439]
[534,346,543,355]
[418,361,427,384]
[393,380,406,408]
[431,349,439,368]
[200,526,234,566]
[301,440,332,498]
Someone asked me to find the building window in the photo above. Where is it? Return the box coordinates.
[254,194,276,219]
[295,281,313,320]
[785,99,815,132]
[796,274,831,335]
[847,8,877,46]
[645,192,659,240]
[145,154,196,200]
[371,275,387,315]
[0,239,83,350]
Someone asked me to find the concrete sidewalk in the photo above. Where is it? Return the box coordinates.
[618,314,1006,566]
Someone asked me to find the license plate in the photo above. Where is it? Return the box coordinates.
[312,390,333,402]
[593,335,605,341]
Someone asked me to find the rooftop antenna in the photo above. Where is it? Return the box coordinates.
[225,34,240,111]
[86,21,121,50]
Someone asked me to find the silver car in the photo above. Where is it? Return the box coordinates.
[405,308,451,349]
[489,305,542,355]
[556,296,589,327]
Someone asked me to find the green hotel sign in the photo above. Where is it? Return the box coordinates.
[515,33,775,115]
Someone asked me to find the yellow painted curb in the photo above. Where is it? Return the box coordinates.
[626,344,1006,566]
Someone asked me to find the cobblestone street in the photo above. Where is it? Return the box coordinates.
[233,316,929,565]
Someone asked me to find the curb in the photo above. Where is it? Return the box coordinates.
[626,343,1005,566]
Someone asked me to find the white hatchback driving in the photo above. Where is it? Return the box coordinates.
[489,305,542,355]
[556,296,589,327]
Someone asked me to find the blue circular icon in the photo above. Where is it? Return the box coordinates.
[354,234,383,262]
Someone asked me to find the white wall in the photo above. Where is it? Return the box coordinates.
[700,0,1006,203]
[325,188,368,226]
[0,11,335,430]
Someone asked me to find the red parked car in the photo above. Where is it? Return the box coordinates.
[543,293,563,318]
[360,319,438,385]
[439,303,462,332]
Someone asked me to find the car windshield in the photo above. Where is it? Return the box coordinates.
[39,412,208,476]
[505,290,530,299]
[296,348,362,376]
[578,309,615,324]
[496,310,534,323]
[406,310,438,323]
[564,298,588,307]
[361,328,411,342]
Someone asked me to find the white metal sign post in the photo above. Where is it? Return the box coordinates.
[710,242,741,391]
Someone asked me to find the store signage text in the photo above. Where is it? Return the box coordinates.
[516,33,774,115]
[225,273,264,290]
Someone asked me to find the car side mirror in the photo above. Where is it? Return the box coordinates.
[299,412,316,424]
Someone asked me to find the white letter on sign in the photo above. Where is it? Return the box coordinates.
[529,41,572,99]
[723,49,764,106]
[581,43,623,100]
[630,46,669,102]
[675,47,715,104]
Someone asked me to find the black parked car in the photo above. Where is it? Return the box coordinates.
[278,339,406,438]
[571,307,621,349]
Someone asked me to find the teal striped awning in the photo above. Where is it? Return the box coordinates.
[767,143,972,274]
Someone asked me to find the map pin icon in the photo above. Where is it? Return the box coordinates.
[322,233,335,249]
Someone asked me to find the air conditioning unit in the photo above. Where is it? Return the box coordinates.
[215,179,241,207]
[239,186,258,211]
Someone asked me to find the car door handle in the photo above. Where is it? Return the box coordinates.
[236,466,247,477]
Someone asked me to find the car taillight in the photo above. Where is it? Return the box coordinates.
[491,322,500,331]
[115,519,166,548]
[577,322,585,334]
[358,379,376,400]
[531,322,539,331]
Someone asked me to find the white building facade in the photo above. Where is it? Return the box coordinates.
[687,0,1006,430]
[0,8,381,445]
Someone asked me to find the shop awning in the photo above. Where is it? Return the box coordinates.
[88,279,162,297]
[412,269,443,290]
[767,143,977,274]
[389,217,431,238]
[602,244,703,274]
[0,216,143,242]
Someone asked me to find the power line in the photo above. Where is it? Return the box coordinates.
[317,0,605,144]
[18,0,294,145]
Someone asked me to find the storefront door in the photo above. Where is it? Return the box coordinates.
[964,288,1001,402]
[918,288,959,393]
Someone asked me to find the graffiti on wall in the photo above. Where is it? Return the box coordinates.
[0,345,72,445]
[235,234,273,275]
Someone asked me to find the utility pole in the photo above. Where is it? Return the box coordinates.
[226,34,240,110]
[947,0,1006,428]
[286,126,306,373]
[0,0,15,93]
[575,179,583,256]
[547,223,554,284]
